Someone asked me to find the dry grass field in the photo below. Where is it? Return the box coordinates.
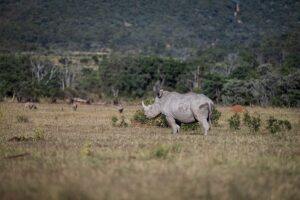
[0,102,299,200]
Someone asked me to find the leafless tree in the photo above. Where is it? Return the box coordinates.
[30,58,58,85]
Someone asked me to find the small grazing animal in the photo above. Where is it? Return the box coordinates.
[72,103,78,111]
[24,102,37,110]
[117,104,124,113]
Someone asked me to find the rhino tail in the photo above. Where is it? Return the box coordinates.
[208,102,214,125]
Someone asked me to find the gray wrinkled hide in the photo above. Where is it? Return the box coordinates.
[142,90,214,135]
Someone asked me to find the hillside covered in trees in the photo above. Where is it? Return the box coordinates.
[0,0,299,57]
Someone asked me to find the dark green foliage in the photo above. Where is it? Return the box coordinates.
[0,1,298,56]
[0,55,32,99]
[266,117,292,134]
[99,56,187,97]
[211,108,222,126]
[228,113,241,130]
[243,112,261,132]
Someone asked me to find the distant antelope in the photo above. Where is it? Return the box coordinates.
[117,104,124,113]
[24,102,37,110]
[72,103,78,111]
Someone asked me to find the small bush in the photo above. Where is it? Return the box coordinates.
[132,109,149,124]
[243,112,261,132]
[267,117,292,134]
[80,142,93,157]
[111,116,118,126]
[211,108,222,126]
[228,113,241,130]
[112,116,128,127]
[16,115,29,123]
[33,128,45,140]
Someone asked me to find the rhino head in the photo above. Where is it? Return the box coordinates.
[142,90,163,118]
[142,100,161,118]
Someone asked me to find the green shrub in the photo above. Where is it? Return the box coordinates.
[267,117,292,134]
[16,115,29,123]
[33,128,45,140]
[132,109,149,124]
[80,142,93,157]
[112,116,128,127]
[211,108,222,126]
[243,112,261,132]
[111,116,118,127]
[228,113,241,130]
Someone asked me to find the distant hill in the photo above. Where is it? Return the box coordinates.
[0,0,299,57]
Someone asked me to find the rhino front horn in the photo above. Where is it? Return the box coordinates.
[142,101,147,108]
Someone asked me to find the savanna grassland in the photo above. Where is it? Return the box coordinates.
[0,102,299,200]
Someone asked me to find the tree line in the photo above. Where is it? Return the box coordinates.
[0,32,299,106]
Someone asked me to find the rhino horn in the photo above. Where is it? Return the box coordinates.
[142,101,148,109]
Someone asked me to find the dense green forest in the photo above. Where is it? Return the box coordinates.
[0,0,299,57]
[0,0,299,106]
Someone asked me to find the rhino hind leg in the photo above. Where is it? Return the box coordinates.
[194,104,210,135]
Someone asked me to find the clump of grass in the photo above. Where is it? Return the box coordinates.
[111,116,118,126]
[211,108,222,126]
[150,144,182,160]
[16,115,29,123]
[228,113,241,130]
[266,116,292,134]
[111,116,128,127]
[33,128,45,140]
[0,109,3,120]
[80,142,93,157]
[243,112,261,132]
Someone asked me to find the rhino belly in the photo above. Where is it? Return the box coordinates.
[172,110,195,123]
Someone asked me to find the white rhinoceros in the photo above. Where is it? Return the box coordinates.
[142,90,214,135]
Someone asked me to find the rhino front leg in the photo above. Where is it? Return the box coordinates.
[166,116,179,134]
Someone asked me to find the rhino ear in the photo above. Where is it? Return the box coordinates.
[157,89,164,98]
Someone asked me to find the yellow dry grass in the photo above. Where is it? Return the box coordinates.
[0,102,299,200]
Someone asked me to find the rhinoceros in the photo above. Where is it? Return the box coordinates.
[142,90,214,135]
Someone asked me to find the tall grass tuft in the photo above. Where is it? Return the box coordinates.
[16,115,29,123]
[211,108,222,126]
[80,142,93,157]
[150,144,182,160]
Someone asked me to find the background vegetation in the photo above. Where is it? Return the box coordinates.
[1,31,299,106]
[0,0,299,106]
